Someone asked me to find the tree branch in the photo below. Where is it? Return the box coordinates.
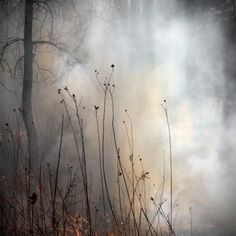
[33,40,67,52]
[33,40,81,63]
[0,38,24,61]
[0,80,15,94]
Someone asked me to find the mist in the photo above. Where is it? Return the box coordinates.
[0,0,236,235]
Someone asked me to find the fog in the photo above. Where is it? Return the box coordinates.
[1,0,236,235]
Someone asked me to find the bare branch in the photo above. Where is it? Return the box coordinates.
[0,57,12,73]
[33,1,54,40]
[33,40,67,52]
[0,80,15,94]
[13,55,24,79]
[0,38,23,61]
[33,40,81,64]
[6,0,23,16]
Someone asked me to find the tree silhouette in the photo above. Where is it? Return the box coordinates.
[0,0,82,166]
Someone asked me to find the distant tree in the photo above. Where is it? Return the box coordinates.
[0,0,84,166]
[0,0,92,233]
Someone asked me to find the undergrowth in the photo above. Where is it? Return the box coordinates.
[0,65,176,236]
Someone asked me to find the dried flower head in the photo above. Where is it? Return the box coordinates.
[141,171,150,180]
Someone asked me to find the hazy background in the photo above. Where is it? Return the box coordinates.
[1,0,236,235]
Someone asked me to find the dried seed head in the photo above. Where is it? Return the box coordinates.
[111,64,115,68]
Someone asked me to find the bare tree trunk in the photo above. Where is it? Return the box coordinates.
[22,0,38,166]
[23,1,38,234]
[23,2,39,231]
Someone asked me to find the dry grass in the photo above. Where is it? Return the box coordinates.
[0,66,177,236]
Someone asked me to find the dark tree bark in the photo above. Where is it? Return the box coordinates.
[23,0,38,166]
[23,0,38,233]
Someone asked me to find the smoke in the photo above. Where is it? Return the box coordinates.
[1,0,235,235]
[54,1,231,234]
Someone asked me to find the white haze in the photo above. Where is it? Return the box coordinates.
[30,0,234,235]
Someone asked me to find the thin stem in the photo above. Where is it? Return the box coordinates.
[190,207,193,236]
[95,109,107,233]
[110,88,140,236]
[52,114,64,231]
[162,101,173,233]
